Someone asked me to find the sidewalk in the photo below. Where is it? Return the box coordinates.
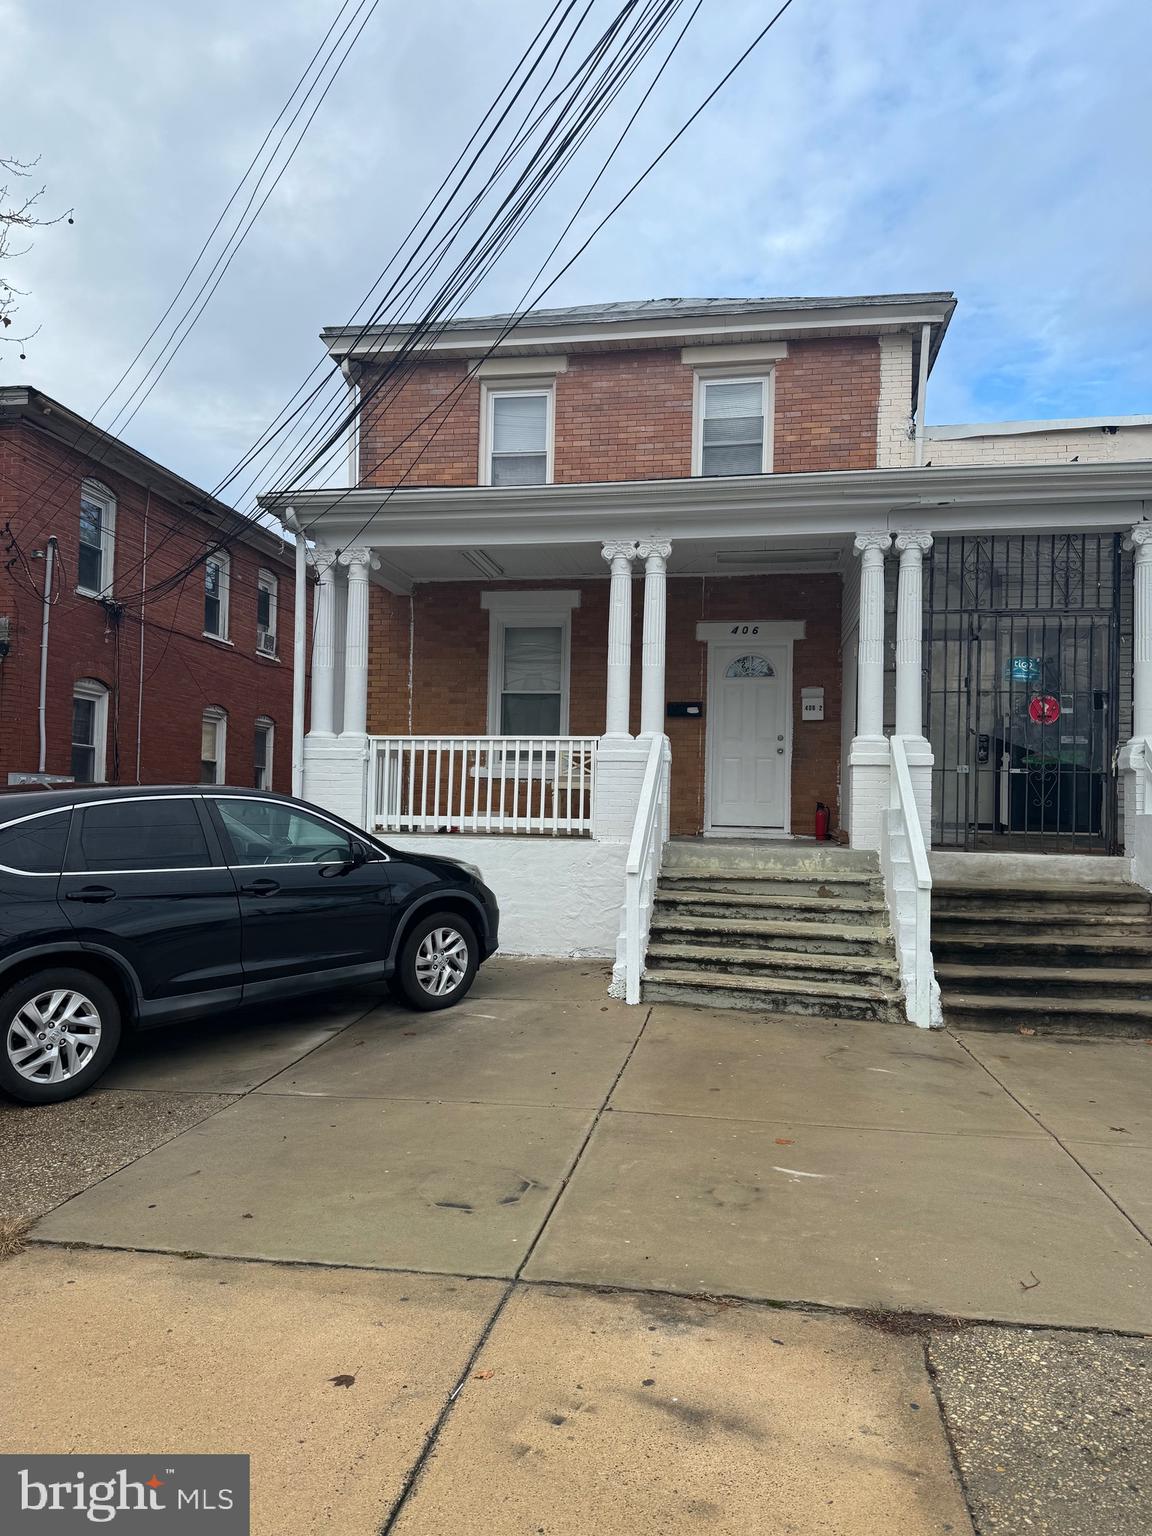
[3,959,1150,1533]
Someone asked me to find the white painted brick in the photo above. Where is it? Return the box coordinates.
[876,334,915,468]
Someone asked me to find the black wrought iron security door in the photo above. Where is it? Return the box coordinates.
[926,534,1121,852]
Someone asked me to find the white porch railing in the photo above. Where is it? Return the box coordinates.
[1129,736,1152,890]
[617,733,671,1005]
[881,735,940,1028]
[368,735,599,835]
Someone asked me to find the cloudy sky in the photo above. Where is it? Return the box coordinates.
[5,0,1150,502]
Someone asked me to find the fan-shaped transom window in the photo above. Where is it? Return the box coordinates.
[725,654,775,679]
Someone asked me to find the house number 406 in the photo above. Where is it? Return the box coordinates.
[730,625,760,635]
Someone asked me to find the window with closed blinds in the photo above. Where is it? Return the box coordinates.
[489,392,549,485]
[701,379,766,476]
[500,624,563,733]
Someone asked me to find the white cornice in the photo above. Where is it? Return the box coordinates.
[268,461,1152,550]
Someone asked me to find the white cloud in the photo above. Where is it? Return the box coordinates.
[4,0,1150,497]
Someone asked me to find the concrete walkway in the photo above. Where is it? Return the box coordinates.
[4,959,1152,1534]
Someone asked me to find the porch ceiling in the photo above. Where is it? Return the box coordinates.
[360,534,851,588]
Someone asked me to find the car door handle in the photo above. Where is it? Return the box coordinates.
[65,885,117,903]
[239,878,281,897]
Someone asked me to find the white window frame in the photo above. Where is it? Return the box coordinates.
[204,551,231,641]
[478,384,554,487]
[253,716,275,791]
[77,480,116,598]
[200,706,228,786]
[481,590,579,736]
[71,678,109,784]
[256,568,278,656]
[691,372,774,477]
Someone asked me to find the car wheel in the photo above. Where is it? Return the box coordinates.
[0,968,122,1105]
[394,913,478,1012]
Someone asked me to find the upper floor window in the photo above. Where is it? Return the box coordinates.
[695,377,771,477]
[78,481,116,596]
[483,388,552,486]
[200,706,227,785]
[204,551,230,639]
[71,679,109,784]
[256,568,278,656]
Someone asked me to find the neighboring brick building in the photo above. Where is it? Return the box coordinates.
[267,292,1152,993]
[1,388,298,793]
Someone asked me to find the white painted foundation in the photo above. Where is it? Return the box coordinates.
[929,850,1132,885]
[381,834,628,957]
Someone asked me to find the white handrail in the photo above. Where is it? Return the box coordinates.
[884,735,937,1028]
[367,735,598,836]
[622,734,670,1005]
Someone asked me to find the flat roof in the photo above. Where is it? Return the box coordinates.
[928,416,1152,440]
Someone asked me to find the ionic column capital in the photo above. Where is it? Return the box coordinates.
[338,545,379,572]
[310,548,340,578]
[854,531,892,560]
[1126,523,1152,559]
[601,540,638,568]
[637,539,672,569]
[894,530,933,558]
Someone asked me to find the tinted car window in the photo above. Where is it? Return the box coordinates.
[215,799,353,865]
[78,799,212,872]
[0,811,71,873]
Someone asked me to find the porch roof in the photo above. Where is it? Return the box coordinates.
[263,460,1152,589]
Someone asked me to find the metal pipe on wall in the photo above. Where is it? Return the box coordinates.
[913,321,931,468]
[283,507,308,796]
[37,536,57,773]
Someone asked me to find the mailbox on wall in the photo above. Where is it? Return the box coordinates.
[667,701,703,718]
[801,687,825,722]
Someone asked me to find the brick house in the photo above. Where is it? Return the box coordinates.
[265,295,1152,1024]
[1,387,298,794]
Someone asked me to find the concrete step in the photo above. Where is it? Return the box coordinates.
[658,868,880,899]
[641,967,907,1022]
[941,991,1152,1038]
[932,932,1152,968]
[936,962,1152,997]
[663,840,879,876]
[649,912,894,957]
[934,880,1151,906]
[655,887,888,925]
[647,941,900,984]
[932,906,1151,929]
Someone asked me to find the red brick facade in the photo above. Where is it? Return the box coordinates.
[357,336,881,486]
[0,417,298,792]
[368,575,841,836]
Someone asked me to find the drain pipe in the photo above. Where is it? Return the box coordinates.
[37,535,57,774]
[913,321,932,468]
[283,507,308,797]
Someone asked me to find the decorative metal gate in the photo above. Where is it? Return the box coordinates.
[925,534,1122,852]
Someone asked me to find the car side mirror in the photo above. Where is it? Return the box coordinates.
[349,841,370,867]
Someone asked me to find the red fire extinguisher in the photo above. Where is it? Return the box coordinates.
[814,802,830,841]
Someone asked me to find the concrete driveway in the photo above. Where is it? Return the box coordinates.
[4,958,1152,1534]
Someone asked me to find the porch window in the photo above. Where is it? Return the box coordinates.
[697,377,770,477]
[499,625,564,733]
[485,389,551,486]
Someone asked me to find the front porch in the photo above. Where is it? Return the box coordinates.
[266,461,1152,1021]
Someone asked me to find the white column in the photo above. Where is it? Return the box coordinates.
[309,550,339,736]
[339,545,376,737]
[1122,524,1152,865]
[601,540,637,739]
[638,540,671,737]
[847,531,892,850]
[894,530,934,841]
[894,532,931,738]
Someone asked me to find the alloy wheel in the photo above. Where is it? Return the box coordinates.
[414,927,470,997]
[7,989,102,1084]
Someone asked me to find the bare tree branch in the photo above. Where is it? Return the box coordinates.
[1,154,73,356]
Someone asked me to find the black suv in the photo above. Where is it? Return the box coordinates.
[0,785,499,1105]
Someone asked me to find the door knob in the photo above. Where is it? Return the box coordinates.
[777,747,784,755]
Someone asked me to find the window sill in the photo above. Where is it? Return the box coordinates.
[202,632,234,647]
[75,586,112,601]
[255,648,280,663]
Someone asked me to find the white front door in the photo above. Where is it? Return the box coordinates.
[707,641,790,830]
